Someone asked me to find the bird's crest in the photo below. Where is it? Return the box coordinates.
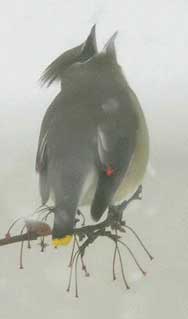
[102,31,118,62]
[40,25,97,87]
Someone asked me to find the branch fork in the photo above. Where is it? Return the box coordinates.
[0,185,153,297]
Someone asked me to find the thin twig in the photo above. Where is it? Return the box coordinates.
[112,243,117,280]
[75,236,89,277]
[125,225,153,260]
[75,249,81,298]
[116,243,130,289]
[68,235,76,267]
[66,249,80,293]
[6,217,24,237]
[19,225,27,269]
[27,230,31,249]
[118,240,146,275]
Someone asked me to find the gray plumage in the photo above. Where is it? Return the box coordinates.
[40,25,97,88]
[36,30,149,239]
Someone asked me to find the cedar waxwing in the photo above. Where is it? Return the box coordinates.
[40,25,97,88]
[36,30,149,246]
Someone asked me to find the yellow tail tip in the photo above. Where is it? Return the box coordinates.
[52,235,73,247]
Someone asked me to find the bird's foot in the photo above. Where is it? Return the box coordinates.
[75,209,86,227]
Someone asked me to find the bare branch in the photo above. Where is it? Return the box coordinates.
[0,185,153,295]
[0,232,38,246]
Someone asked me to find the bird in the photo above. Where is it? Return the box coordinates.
[36,29,149,247]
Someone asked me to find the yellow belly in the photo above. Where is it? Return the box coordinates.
[114,106,149,202]
[114,88,149,202]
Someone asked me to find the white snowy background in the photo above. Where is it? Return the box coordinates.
[0,0,188,318]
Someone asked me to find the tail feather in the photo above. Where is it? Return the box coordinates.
[90,173,115,222]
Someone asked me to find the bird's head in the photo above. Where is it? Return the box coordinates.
[40,25,97,87]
